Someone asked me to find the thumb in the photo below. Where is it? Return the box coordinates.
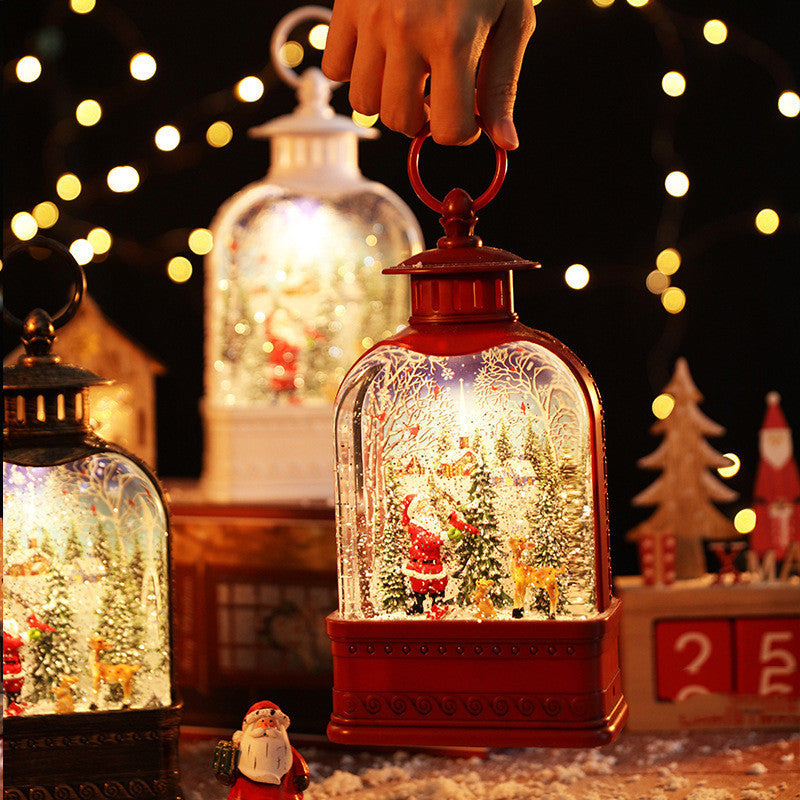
[477,0,537,150]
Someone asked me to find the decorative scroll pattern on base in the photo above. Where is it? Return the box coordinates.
[3,778,175,800]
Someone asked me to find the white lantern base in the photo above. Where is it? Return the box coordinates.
[201,402,334,504]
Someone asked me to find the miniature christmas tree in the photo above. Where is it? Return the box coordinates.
[29,562,80,705]
[64,524,84,561]
[495,419,513,465]
[453,454,508,608]
[378,464,410,613]
[559,456,595,608]
[627,358,739,580]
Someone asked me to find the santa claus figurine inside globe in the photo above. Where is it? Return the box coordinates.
[213,701,310,800]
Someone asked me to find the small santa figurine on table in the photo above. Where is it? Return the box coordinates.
[401,493,477,615]
[217,701,310,800]
[750,392,800,559]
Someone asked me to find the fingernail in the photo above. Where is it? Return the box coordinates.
[496,116,519,149]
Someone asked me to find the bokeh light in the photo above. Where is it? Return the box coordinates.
[308,24,328,50]
[70,0,96,12]
[626,0,648,7]
[56,173,82,201]
[11,212,38,241]
[168,256,193,283]
[279,41,304,68]
[76,99,102,126]
[646,270,670,294]
[652,393,675,420]
[656,247,681,275]
[236,76,264,102]
[564,263,590,289]
[592,0,615,7]
[107,165,140,192]
[32,201,59,229]
[661,71,686,97]
[69,238,94,266]
[188,228,214,255]
[703,19,728,44]
[755,208,780,234]
[665,171,689,197]
[352,111,379,128]
[87,227,112,254]
[16,56,42,83]
[130,52,157,81]
[207,121,233,148]
[718,453,741,478]
[734,508,757,534]
[778,91,800,118]
[661,286,686,313]
[155,125,181,151]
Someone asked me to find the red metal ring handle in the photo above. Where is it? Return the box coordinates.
[408,119,508,213]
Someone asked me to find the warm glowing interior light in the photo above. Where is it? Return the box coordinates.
[661,71,686,97]
[236,76,264,102]
[703,19,727,44]
[564,263,590,289]
[279,41,304,68]
[755,208,780,234]
[70,0,96,12]
[646,270,670,294]
[69,238,94,265]
[207,121,233,148]
[665,171,689,197]
[718,453,741,478]
[656,247,681,275]
[626,0,648,6]
[778,91,800,118]
[661,286,686,314]
[652,393,675,419]
[592,0,615,7]
[87,227,112,254]
[734,508,757,534]
[16,56,42,83]
[155,124,181,151]
[188,228,214,255]
[168,256,193,283]
[308,24,329,50]
[32,201,59,228]
[352,111,379,128]
[11,212,38,241]
[107,165,140,192]
[130,52,157,81]
[75,98,102,126]
[56,173,82,201]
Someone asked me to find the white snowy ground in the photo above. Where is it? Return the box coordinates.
[180,729,799,800]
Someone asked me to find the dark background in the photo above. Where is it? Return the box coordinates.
[4,0,799,577]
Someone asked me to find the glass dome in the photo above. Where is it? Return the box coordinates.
[335,339,598,621]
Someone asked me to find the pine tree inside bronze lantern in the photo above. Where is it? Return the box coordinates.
[3,238,182,800]
[326,125,629,748]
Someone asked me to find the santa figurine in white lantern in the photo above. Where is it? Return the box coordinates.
[214,701,310,800]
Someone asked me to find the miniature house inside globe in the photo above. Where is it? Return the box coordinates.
[326,128,627,748]
[201,7,423,503]
[3,238,180,799]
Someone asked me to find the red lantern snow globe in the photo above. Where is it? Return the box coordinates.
[326,125,628,747]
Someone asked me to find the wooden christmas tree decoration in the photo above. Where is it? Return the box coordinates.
[627,358,739,580]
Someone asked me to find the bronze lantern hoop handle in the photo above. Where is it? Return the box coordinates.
[407,119,508,214]
[2,236,86,332]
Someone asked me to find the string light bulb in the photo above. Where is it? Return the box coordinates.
[703,19,728,45]
[661,71,686,97]
[646,269,670,294]
[107,165,140,192]
[70,0,96,12]
[188,228,213,255]
[651,393,675,419]
[16,56,42,83]
[130,52,157,81]
[87,227,112,254]
[352,111,379,128]
[665,171,689,197]
[155,125,181,151]
[564,263,590,289]
[167,256,193,283]
[717,453,741,478]
[206,121,233,148]
[69,238,94,266]
[755,208,780,234]
[308,24,329,50]
[11,212,38,241]
[32,201,59,229]
[778,91,800,118]
[734,508,757,534]
[626,0,648,7]
[75,99,102,126]
[655,247,681,275]
[235,76,264,102]
[278,41,304,68]
[56,173,82,201]
[661,286,686,313]
[592,0,615,7]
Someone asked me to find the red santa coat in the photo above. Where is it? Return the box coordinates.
[228,747,309,800]
[3,629,25,695]
[404,520,448,595]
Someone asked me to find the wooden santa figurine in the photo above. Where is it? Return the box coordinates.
[750,391,800,559]
[214,701,310,800]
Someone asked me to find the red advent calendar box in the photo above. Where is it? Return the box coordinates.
[735,617,800,698]
[655,619,733,701]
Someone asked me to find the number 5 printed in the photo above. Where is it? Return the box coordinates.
[736,618,800,697]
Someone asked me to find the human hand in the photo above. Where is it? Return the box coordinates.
[322,0,536,149]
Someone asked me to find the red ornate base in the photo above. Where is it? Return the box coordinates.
[326,599,628,748]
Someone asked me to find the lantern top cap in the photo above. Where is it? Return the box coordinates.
[250,6,377,140]
[385,124,539,275]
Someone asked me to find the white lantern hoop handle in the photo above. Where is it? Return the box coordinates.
[2,236,86,332]
[270,5,340,89]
